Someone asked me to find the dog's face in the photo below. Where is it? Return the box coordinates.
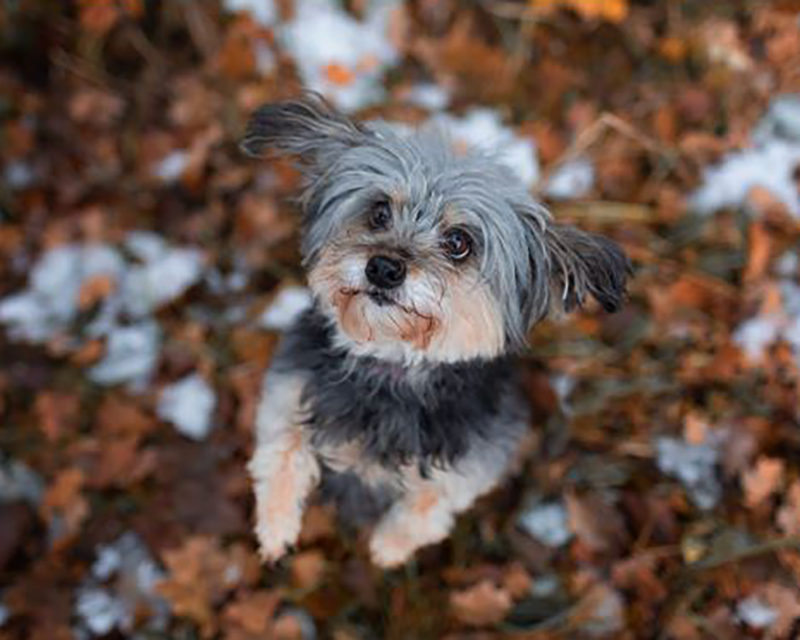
[242,95,630,364]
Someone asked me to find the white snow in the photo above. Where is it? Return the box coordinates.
[737,595,779,629]
[0,233,207,387]
[224,0,278,26]
[76,588,129,636]
[89,322,161,387]
[690,140,800,217]
[734,263,800,369]
[655,435,721,510]
[122,232,205,317]
[259,286,313,330]
[754,94,800,144]
[545,158,595,200]
[734,314,783,360]
[518,501,573,547]
[690,94,800,217]
[437,109,540,187]
[0,458,46,506]
[153,150,190,183]
[75,532,169,637]
[0,244,124,342]
[158,373,217,440]
[402,83,450,111]
[278,0,401,112]
[4,160,35,189]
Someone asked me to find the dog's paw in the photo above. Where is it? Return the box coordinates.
[369,525,418,568]
[255,517,301,564]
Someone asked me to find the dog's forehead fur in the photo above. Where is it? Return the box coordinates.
[301,122,553,344]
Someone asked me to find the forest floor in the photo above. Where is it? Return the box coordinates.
[0,1,799,638]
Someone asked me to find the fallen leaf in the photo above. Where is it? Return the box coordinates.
[450,580,512,627]
[742,456,785,508]
[157,536,257,637]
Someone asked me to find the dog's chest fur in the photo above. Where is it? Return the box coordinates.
[273,307,526,471]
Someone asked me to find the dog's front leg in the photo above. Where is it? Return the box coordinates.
[369,450,509,567]
[248,371,320,562]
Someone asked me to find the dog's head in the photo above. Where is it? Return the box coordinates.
[242,94,631,364]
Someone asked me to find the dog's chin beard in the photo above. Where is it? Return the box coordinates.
[367,290,395,307]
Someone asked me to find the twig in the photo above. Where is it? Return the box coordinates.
[536,112,681,197]
[551,200,654,224]
[687,536,800,572]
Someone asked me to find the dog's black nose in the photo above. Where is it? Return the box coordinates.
[365,255,406,290]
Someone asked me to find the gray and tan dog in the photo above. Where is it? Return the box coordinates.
[242,94,630,567]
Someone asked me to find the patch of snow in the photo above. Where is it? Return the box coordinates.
[122,233,205,317]
[691,95,800,217]
[734,314,783,360]
[259,286,313,330]
[4,160,35,189]
[75,532,169,637]
[690,140,800,217]
[737,595,778,629]
[545,158,595,200]
[437,109,540,187]
[0,458,46,506]
[754,94,800,144]
[76,588,128,636]
[158,373,217,440]
[278,0,401,112]
[582,585,625,637]
[224,0,278,26]
[518,501,573,547]
[153,150,189,183]
[776,250,798,278]
[255,41,277,75]
[551,373,576,416]
[0,234,208,388]
[0,244,124,342]
[655,435,721,510]
[734,280,800,368]
[89,321,161,387]
[402,83,450,111]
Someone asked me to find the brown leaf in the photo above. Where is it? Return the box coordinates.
[40,467,88,543]
[531,0,629,23]
[78,274,116,310]
[449,580,512,627]
[566,491,629,555]
[777,481,800,536]
[742,456,785,508]
[222,590,282,640]
[157,536,256,637]
[34,392,81,442]
[291,550,327,591]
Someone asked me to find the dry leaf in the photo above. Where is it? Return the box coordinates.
[777,481,800,536]
[222,590,281,640]
[530,0,629,23]
[157,537,257,637]
[291,550,327,591]
[743,456,785,508]
[450,580,512,627]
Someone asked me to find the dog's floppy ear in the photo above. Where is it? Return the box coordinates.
[546,224,631,313]
[240,92,368,163]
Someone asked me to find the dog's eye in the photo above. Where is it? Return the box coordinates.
[368,200,392,230]
[442,228,473,262]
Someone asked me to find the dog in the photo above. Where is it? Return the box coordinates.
[242,93,630,567]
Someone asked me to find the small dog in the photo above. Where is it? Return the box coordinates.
[242,94,630,567]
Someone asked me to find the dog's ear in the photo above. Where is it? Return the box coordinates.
[546,224,631,313]
[240,92,369,163]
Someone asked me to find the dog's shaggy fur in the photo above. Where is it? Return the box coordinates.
[243,94,631,567]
